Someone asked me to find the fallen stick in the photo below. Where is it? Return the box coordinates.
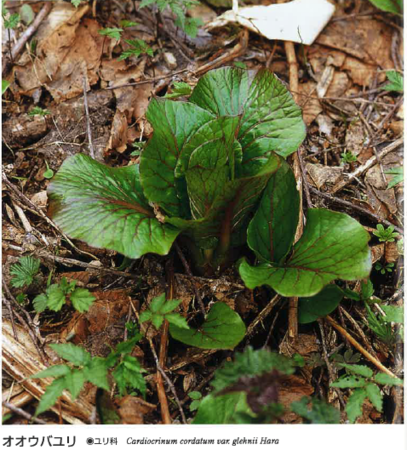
[2,2,53,76]
[325,315,399,379]
[330,137,403,194]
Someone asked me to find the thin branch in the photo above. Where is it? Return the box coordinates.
[309,186,403,234]
[82,74,95,159]
[325,315,399,379]
[2,401,46,424]
[2,2,53,76]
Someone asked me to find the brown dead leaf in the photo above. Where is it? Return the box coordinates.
[346,122,366,157]
[59,271,93,286]
[365,162,398,219]
[61,289,131,344]
[306,163,343,189]
[279,375,314,423]
[117,396,155,424]
[297,81,322,126]
[14,5,104,102]
[385,242,399,264]
[30,191,48,209]
[87,290,131,334]
[371,244,385,264]
[316,19,393,87]
[2,115,48,148]
[280,333,319,358]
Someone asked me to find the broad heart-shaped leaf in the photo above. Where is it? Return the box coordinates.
[169,302,246,349]
[189,67,306,162]
[247,159,299,263]
[298,284,344,324]
[48,154,181,259]
[239,209,372,297]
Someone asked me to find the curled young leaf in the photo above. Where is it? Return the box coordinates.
[247,159,299,264]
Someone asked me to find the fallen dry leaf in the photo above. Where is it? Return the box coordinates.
[306,163,343,190]
[117,396,156,424]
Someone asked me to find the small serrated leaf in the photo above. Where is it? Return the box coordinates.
[345,388,367,423]
[65,369,85,399]
[337,363,373,378]
[49,343,91,367]
[331,376,367,389]
[35,377,67,416]
[70,288,95,313]
[150,293,166,313]
[31,365,71,379]
[46,285,66,311]
[83,357,110,390]
[365,383,383,412]
[165,313,189,329]
[374,373,403,386]
[33,294,48,313]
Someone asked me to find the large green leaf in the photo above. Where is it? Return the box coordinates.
[239,209,371,297]
[298,285,344,324]
[190,67,306,161]
[48,154,181,259]
[169,302,246,349]
[247,160,299,263]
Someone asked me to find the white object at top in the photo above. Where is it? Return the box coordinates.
[206,0,336,46]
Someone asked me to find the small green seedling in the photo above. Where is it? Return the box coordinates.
[130,141,145,156]
[33,277,95,313]
[3,11,20,29]
[373,224,399,242]
[139,293,189,330]
[164,81,192,99]
[382,70,403,93]
[120,20,139,28]
[385,167,403,189]
[331,349,361,367]
[71,0,82,7]
[140,0,202,38]
[290,397,340,424]
[10,256,40,288]
[28,106,50,117]
[343,279,375,303]
[2,79,10,95]
[331,364,403,423]
[340,151,357,164]
[32,327,146,416]
[98,27,123,41]
[43,161,54,179]
[118,39,153,60]
[375,262,394,274]
[188,391,203,411]
[365,302,403,346]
